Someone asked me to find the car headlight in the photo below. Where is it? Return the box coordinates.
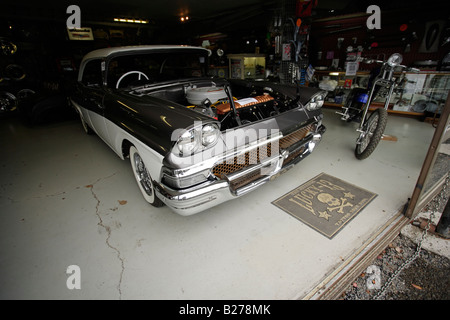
[305,92,326,111]
[176,129,200,156]
[201,123,220,146]
[387,53,403,67]
[175,122,220,157]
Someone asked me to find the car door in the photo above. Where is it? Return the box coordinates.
[78,59,111,144]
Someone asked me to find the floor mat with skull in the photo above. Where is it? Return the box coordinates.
[272,173,377,239]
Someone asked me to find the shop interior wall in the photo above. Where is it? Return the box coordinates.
[309,10,449,71]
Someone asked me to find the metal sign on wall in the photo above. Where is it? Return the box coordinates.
[67,27,94,41]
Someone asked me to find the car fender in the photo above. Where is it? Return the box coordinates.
[101,115,165,182]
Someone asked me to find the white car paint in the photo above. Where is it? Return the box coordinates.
[71,98,164,182]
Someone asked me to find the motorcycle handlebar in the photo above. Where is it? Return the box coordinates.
[406,67,420,72]
[360,58,383,64]
[398,65,420,72]
[360,59,420,72]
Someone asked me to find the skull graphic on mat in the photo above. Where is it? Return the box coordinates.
[317,193,353,213]
[317,193,340,207]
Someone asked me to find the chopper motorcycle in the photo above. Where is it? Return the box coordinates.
[337,53,418,160]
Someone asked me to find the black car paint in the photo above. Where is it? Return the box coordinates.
[73,76,323,157]
[105,90,216,155]
[73,81,217,155]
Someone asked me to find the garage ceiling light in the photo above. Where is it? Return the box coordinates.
[113,18,149,24]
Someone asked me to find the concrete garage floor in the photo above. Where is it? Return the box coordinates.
[0,108,435,300]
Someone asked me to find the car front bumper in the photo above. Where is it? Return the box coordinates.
[153,124,326,215]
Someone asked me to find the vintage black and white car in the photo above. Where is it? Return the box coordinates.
[70,45,326,215]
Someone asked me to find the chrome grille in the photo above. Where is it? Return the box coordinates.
[279,125,313,149]
[212,123,314,178]
[212,143,272,178]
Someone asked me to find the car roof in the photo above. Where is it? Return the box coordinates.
[81,45,207,62]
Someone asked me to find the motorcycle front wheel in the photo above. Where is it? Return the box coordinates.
[355,108,388,160]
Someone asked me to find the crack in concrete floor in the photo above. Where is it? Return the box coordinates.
[86,173,125,299]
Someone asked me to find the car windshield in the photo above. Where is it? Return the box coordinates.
[107,50,208,88]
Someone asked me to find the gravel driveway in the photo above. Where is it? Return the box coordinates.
[343,233,450,300]
[343,185,450,300]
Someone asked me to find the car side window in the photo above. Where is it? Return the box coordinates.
[81,59,103,86]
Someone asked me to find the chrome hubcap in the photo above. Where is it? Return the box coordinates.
[133,153,153,196]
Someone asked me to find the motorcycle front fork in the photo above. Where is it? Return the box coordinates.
[355,79,395,144]
[356,79,394,132]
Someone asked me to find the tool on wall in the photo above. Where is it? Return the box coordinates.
[288,17,301,62]
[278,0,316,84]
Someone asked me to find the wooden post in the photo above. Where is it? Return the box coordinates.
[405,95,450,219]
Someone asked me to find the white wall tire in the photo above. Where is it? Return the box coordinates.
[129,146,163,207]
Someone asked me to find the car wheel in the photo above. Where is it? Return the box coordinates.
[129,146,164,207]
[79,114,93,134]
